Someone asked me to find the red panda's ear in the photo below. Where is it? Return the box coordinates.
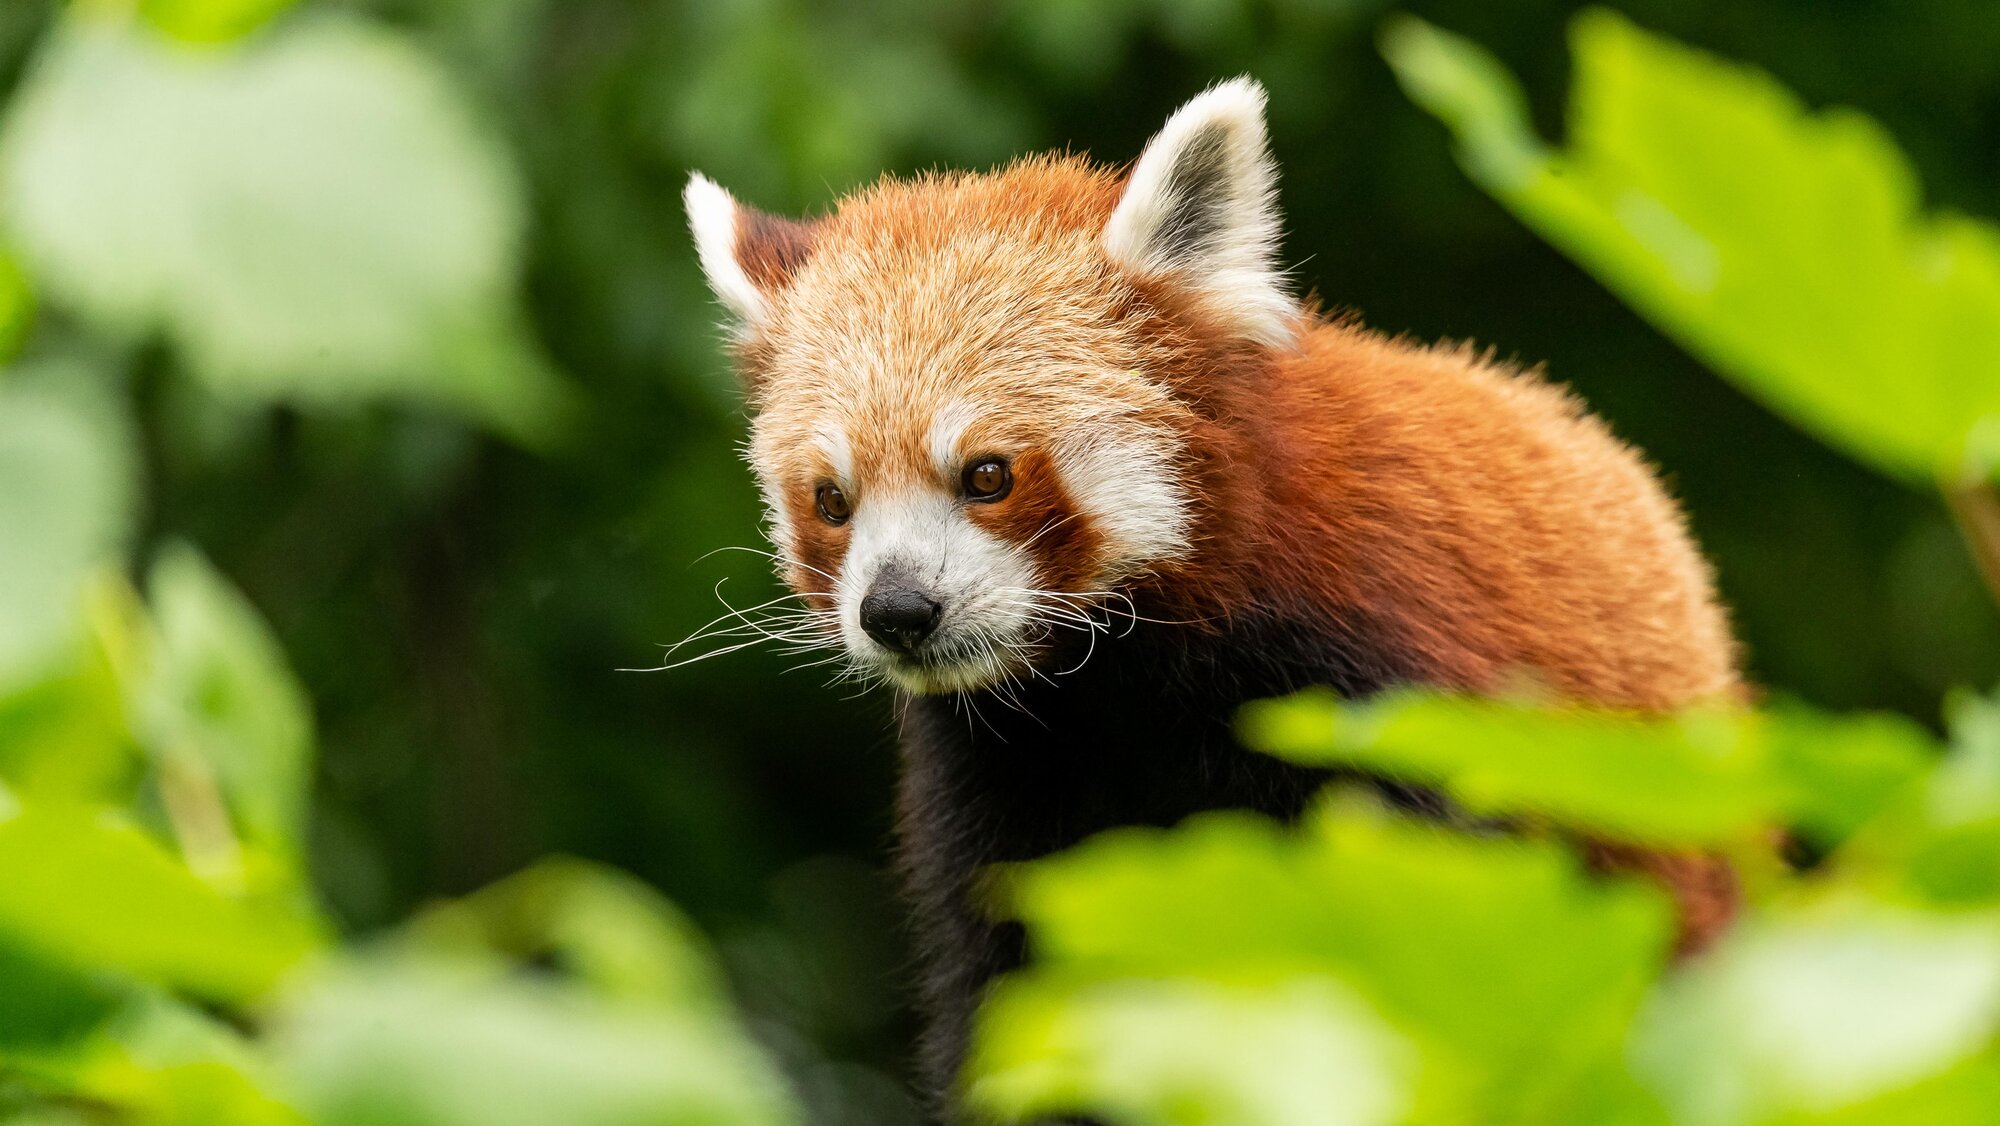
[684,173,820,335]
[1102,78,1294,348]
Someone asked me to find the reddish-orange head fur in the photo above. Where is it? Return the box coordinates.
[685,79,1739,712]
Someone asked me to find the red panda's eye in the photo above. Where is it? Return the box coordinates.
[815,484,851,525]
[962,459,1012,501]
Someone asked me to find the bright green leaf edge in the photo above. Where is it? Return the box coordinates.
[1382,9,2000,487]
[1238,688,1936,848]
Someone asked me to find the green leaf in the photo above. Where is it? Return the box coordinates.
[0,10,570,442]
[0,937,124,1059]
[978,806,1673,1122]
[0,365,135,691]
[1382,10,2000,485]
[1764,705,1946,845]
[262,859,798,1126]
[970,975,1413,1126]
[0,790,319,1002]
[7,991,304,1126]
[139,0,297,45]
[1836,690,2000,906]
[400,858,737,1014]
[1239,689,1935,848]
[1632,903,2000,1125]
[269,953,801,1126]
[133,544,313,872]
[0,251,33,363]
[0,579,144,805]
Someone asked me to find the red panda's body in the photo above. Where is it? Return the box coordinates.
[685,80,1739,1119]
[1161,315,1738,710]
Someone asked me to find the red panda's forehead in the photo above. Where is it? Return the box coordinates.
[741,159,1199,591]
[749,174,1169,489]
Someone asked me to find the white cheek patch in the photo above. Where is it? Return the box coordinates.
[748,421,852,573]
[836,488,1040,692]
[756,475,797,558]
[926,398,1191,586]
[1052,424,1193,582]
[744,434,798,561]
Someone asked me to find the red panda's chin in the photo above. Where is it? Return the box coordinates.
[874,652,1012,696]
[865,639,1026,696]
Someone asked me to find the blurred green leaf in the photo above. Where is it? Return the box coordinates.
[1632,903,2000,1125]
[0,366,135,691]
[977,805,1673,1122]
[0,9,570,441]
[270,948,800,1126]
[1835,690,2000,905]
[0,789,319,1002]
[1244,689,1776,845]
[0,938,124,1058]
[971,975,1412,1126]
[0,1110,90,1126]
[0,579,143,805]
[261,858,798,1125]
[1240,689,1935,849]
[403,858,736,1013]
[140,0,296,45]
[133,544,312,875]
[1764,705,1948,844]
[1383,9,2000,485]
[8,991,303,1126]
[0,251,32,363]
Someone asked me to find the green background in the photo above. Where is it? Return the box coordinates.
[2,0,1995,1116]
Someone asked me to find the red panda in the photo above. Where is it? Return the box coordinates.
[685,79,1741,1111]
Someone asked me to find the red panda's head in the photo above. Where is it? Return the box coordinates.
[685,79,1294,693]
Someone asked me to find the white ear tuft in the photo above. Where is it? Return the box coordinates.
[1102,78,1294,347]
[685,172,770,328]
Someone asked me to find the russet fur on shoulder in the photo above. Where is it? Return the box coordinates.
[684,78,1740,1117]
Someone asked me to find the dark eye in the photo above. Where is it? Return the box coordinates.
[962,458,1012,502]
[815,483,851,525]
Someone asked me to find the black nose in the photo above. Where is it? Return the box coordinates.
[860,582,943,654]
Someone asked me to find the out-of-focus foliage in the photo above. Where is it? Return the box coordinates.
[0,366,132,688]
[270,863,800,1126]
[1240,688,1935,847]
[0,0,1997,1123]
[0,7,799,1119]
[977,974,1413,1126]
[0,542,797,1121]
[972,806,1669,1125]
[139,0,297,45]
[0,5,569,442]
[972,692,2000,1126]
[1382,9,2000,487]
[136,544,314,878]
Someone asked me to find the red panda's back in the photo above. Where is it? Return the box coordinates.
[1251,320,1740,712]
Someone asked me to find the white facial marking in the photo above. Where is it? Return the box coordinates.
[836,487,1040,693]
[813,421,853,486]
[757,479,797,557]
[684,172,768,330]
[926,399,980,480]
[1052,421,1192,581]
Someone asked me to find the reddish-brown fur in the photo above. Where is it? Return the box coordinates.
[735,155,1736,703]
[1142,311,1739,711]
[965,448,1105,596]
[726,155,1741,947]
[696,123,1760,1112]
[728,159,1744,952]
